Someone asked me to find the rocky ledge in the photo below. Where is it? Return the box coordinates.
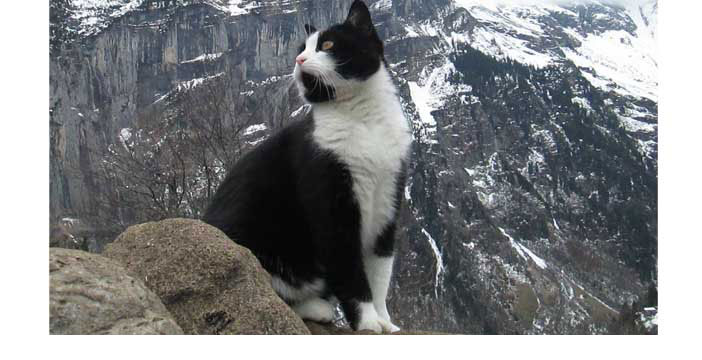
[50,218,443,335]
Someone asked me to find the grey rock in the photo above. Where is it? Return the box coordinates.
[103,218,310,335]
[49,248,183,335]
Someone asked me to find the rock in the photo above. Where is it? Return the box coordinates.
[49,248,183,334]
[304,321,449,335]
[103,218,310,335]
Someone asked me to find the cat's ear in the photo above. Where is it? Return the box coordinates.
[304,24,317,35]
[345,1,374,34]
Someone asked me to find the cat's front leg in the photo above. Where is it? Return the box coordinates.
[363,253,400,332]
[324,238,394,333]
[363,222,401,333]
[328,258,394,333]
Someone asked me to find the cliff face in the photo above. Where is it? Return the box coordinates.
[50,1,334,218]
[50,0,657,334]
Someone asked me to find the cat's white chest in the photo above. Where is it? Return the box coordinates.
[312,77,411,250]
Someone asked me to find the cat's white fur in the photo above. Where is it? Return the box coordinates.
[293,33,411,333]
[292,297,336,323]
[271,276,325,301]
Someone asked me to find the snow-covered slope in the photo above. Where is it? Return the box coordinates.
[401,0,657,160]
[66,1,267,37]
[450,0,657,102]
[70,0,145,36]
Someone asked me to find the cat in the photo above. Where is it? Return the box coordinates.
[203,0,412,333]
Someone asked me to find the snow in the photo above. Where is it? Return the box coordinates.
[452,0,657,100]
[404,26,420,38]
[404,22,441,39]
[404,185,411,201]
[618,115,656,133]
[246,137,265,146]
[61,217,80,226]
[421,228,445,297]
[371,0,392,11]
[561,30,657,101]
[290,104,311,118]
[243,123,267,136]
[499,227,548,269]
[470,27,553,68]
[118,127,133,151]
[68,1,266,38]
[637,139,656,159]
[181,52,224,64]
[70,0,145,36]
[119,128,132,142]
[176,72,225,92]
[408,59,472,144]
[553,218,561,231]
[408,82,437,129]
[571,97,592,112]
[204,0,261,16]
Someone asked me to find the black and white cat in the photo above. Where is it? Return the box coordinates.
[203,0,411,333]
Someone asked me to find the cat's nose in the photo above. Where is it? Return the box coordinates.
[296,56,306,65]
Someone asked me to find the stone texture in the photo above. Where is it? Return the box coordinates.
[103,218,310,335]
[49,248,183,335]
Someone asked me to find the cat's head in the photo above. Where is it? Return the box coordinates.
[294,0,384,103]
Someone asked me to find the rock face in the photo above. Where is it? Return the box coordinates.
[102,218,310,335]
[49,248,183,334]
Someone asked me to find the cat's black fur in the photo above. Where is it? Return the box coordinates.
[203,1,407,331]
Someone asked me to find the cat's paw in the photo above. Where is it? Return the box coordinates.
[357,316,384,333]
[356,302,398,334]
[385,320,401,333]
[357,316,399,333]
[376,307,400,332]
[377,317,401,333]
[293,297,335,323]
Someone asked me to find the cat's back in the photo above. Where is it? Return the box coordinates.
[203,116,315,236]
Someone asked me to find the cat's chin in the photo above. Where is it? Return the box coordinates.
[300,71,320,89]
[297,71,338,103]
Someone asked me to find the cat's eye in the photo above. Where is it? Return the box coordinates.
[321,41,334,51]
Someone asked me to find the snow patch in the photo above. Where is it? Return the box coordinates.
[408,59,471,145]
[181,52,224,64]
[70,0,145,36]
[618,115,657,133]
[290,104,311,118]
[176,73,225,92]
[499,227,547,269]
[205,0,261,16]
[243,123,267,136]
[421,228,445,297]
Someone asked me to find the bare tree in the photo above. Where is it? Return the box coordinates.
[92,71,257,228]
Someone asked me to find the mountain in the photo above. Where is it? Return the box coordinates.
[49,0,658,334]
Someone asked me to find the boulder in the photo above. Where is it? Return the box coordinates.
[103,218,310,335]
[49,248,183,334]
